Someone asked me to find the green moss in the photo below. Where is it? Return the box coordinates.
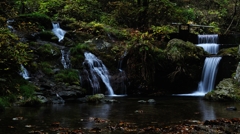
[39,62,54,75]
[37,43,60,59]
[218,46,238,57]
[18,13,52,29]
[54,69,80,85]
[86,94,105,103]
[19,83,37,98]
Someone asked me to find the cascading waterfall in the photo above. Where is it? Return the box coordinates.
[61,49,71,69]
[196,57,221,94]
[197,34,219,54]
[83,52,115,96]
[52,22,66,42]
[117,51,128,95]
[194,34,221,95]
[174,34,221,96]
[20,64,30,80]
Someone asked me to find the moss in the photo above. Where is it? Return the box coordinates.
[18,96,42,107]
[86,94,105,103]
[17,13,52,29]
[19,83,37,98]
[39,62,54,75]
[37,43,60,59]
[54,69,80,85]
[38,30,55,41]
[218,46,239,57]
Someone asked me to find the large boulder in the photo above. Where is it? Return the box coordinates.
[204,78,240,101]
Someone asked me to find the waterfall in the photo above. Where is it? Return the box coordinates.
[194,34,221,95]
[173,34,221,96]
[197,34,219,54]
[61,49,71,69]
[20,64,30,80]
[196,57,221,94]
[52,22,66,42]
[83,52,115,96]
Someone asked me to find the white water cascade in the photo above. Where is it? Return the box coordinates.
[194,34,222,95]
[52,22,66,42]
[83,52,115,96]
[61,49,71,69]
[174,34,221,96]
[197,34,219,54]
[20,64,30,80]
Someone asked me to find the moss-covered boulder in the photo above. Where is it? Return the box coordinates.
[86,94,105,103]
[163,39,208,93]
[204,78,240,101]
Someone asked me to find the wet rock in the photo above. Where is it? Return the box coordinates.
[147,99,156,103]
[104,99,118,103]
[204,78,238,101]
[226,106,237,111]
[37,95,48,103]
[138,100,146,103]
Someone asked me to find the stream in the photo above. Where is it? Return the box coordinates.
[0,96,239,133]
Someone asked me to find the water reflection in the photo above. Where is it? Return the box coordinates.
[78,103,111,129]
[198,99,216,121]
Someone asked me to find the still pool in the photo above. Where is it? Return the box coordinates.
[0,96,240,133]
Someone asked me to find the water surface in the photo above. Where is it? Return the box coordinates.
[0,96,239,133]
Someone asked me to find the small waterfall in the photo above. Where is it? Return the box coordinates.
[195,34,221,95]
[196,57,221,94]
[20,64,30,80]
[52,22,66,42]
[83,52,115,96]
[174,34,221,96]
[197,34,219,54]
[198,34,218,44]
[61,49,71,69]
[7,19,15,32]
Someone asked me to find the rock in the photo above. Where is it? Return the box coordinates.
[204,78,238,101]
[226,106,237,111]
[86,94,105,103]
[37,95,48,103]
[104,99,118,103]
[138,100,146,103]
[147,99,156,103]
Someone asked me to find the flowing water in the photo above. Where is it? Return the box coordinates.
[52,22,66,42]
[61,49,71,69]
[175,34,221,96]
[0,96,239,133]
[19,64,30,80]
[83,52,115,96]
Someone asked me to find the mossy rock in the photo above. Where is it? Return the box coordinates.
[16,13,52,29]
[204,78,240,101]
[38,30,55,41]
[37,43,61,60]
[218,46,239,57]
[165,38,208,61]
[86,94,105,103]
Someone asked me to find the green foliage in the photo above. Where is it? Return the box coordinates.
[37,43,60,59]
[59,0,101,22]
[19,84,36,98]
[0,28,30,75]
[39,62,54,75]
[218,46,238,57]
[0,97,11,110]
[54,69,80,85]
